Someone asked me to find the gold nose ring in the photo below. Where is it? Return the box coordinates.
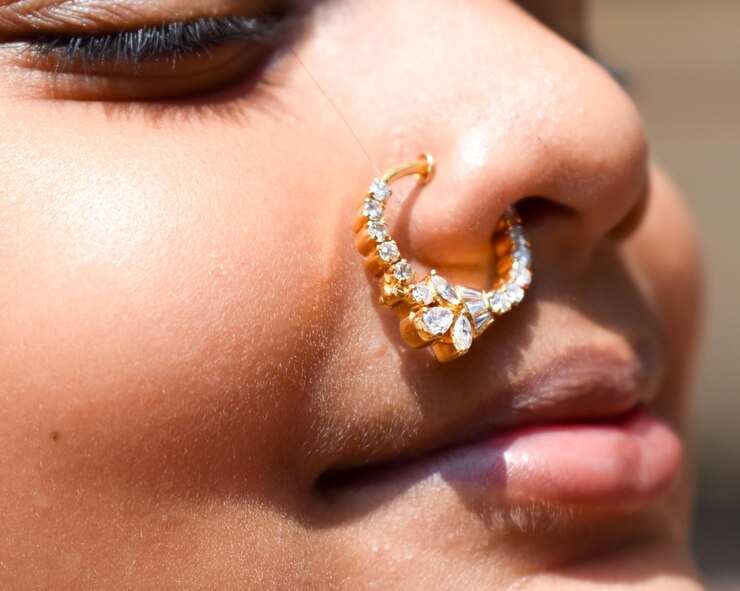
[352,153,532,362]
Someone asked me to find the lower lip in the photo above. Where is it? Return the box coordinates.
[353,408,683,508]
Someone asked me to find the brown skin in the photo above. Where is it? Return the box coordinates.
[0,0,703,589]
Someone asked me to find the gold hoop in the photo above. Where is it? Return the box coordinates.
[352,154,532,362]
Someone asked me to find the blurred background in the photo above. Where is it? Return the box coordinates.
[589,1,740,589]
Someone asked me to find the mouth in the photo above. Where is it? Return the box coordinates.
[316,347,683,510]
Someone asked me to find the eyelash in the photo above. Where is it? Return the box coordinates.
[23,15,291,68]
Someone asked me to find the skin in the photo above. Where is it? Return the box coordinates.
[0,0,704,589]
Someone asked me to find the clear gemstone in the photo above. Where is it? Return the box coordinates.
[509,225,524,241]
[465,298,487,317]
[458,286,484,301]
[421,307,454,335]
[488,291,512,314]
[459,286,486,316]
[452,316,473,352]
[473,310,494,333]
[504,283,525,305]
[369,179,392,202]
[367,221,388,242]
[431,274,461,305]
[378,240,400,263]
[411,284,434,305]
[393,260,414,282]
[511,266,532,288]
[362,199,383,220]
[512,245,531,267]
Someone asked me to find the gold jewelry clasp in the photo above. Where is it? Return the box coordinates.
[380,153,436,186]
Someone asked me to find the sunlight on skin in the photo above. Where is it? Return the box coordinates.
[0,1,704,589]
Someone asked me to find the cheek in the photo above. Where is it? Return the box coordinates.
[0,100,354,496]
[621,164,703,420]
[619,164,703,534]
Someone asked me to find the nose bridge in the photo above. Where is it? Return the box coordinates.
[397,0,649,266]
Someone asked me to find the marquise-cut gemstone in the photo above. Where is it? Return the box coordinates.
[452,315,473,352]
[378,241,400,263]
[393,261,414,282]
[362,199,383,220]
[421,307,454,335]
[431,274,461,305]
[367,221,388,242]
[411,284,434,305]
[369,179,392,202]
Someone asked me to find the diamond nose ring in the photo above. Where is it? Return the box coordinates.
[352,153,532,362]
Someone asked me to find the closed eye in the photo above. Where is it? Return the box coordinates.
[0,7,306,100]
[22,14,292,70]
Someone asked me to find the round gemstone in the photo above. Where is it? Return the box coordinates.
[431,274,461,305]
[367,221,388,242]
[504,283,525,305]
[393,260,414,282]
[452,315,473,352]
[509,225,524,241]
[378,240,400,263]
[488,291,511,314]
[369,179,392,202]
[513,245,531,267]
[421,307,454,336]
[411,284,434,305]
[511,266,532,288]
[362,199,383,220]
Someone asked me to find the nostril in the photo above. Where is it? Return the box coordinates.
[510,198,591,270]
[514,197,577,232]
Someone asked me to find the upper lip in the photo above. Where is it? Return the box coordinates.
[317,344,659,487]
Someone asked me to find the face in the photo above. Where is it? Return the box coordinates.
[0,0,704,589]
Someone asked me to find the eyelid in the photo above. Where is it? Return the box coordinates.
[0,1,310,100]
[21,14,294,68]
[0,0,297,35]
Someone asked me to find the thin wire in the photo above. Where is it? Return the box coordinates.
[291,49,380,175]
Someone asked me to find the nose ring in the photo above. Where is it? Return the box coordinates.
[352,153,532,362]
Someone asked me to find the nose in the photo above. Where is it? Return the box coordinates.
[376,1,649,271]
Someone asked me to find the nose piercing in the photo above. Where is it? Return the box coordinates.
[352,153,532,362]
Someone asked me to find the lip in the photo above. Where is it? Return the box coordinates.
[325,407,682,508]
[318,346,683,509]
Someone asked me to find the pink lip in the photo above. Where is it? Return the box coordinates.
[334,408,683,508]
